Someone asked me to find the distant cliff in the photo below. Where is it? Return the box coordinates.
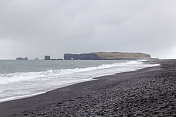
[64,52,151,60]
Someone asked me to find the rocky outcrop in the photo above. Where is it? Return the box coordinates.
[16,57,28,60]
[64,52,151,60]
[64,53,100,60]
[45,56,51,60]
[64,54,80,60]
[44,56,63,60]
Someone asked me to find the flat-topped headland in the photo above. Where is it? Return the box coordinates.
[1,59,176,116]
[64,52,151,60]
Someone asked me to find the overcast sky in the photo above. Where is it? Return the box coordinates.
[0,0,176,59]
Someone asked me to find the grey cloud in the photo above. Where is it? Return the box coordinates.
[0,0,176,59]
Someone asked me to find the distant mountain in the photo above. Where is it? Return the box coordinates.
[64,52,151,60]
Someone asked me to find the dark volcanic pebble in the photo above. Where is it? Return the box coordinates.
[1,59,176,117]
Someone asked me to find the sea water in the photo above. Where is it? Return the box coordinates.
[0,60,159,102]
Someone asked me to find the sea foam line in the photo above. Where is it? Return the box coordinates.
[0,61,144,85]
[0,61,160,103]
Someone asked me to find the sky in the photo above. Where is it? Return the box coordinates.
[0,0,176,59]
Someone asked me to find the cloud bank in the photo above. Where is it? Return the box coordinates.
[0,0,176,59]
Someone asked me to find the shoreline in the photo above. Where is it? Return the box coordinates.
[1,59,176,116]
[0,60,156,104]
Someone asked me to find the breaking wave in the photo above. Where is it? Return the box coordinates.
[0,60,159,102]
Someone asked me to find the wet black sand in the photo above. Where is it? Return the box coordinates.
[1,59,176,116]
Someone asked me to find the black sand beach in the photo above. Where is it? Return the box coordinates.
[1,59,176,116]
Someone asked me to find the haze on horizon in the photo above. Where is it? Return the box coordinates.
[0,0,176,59]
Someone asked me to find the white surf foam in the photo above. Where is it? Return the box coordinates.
[0,60,159,103]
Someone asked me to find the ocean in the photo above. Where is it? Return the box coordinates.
[0,60,158,103]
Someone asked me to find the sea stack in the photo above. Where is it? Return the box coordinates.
[16,57,28,60]
[45,56,51,60]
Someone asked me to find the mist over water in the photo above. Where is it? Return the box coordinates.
[0,60,159,102]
